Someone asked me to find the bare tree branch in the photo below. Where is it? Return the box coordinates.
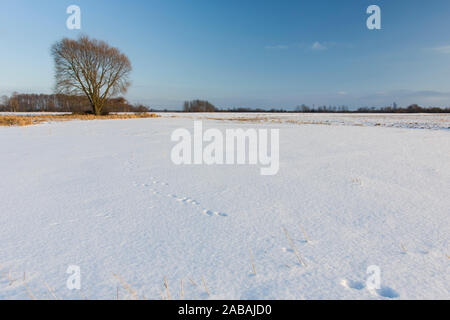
[51,35,132,115]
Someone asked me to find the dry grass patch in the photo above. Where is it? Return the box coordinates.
[206,116,269,122]
[0,113,160,127]
[0,116,38,126]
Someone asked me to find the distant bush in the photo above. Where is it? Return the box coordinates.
[183,100,218,112]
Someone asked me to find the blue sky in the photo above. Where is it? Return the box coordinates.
[1,0,450,109]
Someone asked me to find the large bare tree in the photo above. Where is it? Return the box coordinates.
[51,36,132,115]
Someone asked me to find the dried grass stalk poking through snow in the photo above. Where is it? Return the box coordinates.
[299,224,310,243]
[202,277,210,296]
[189,278,197,286]
[164,276,171,300]
[44,282,58,300]
[7,270,16,286]
[181,279,184,299]
[23,282,37,300]
[282,227,307,267]
[249,249,257,275]
[400,243,408,254]
[113,273,138,300]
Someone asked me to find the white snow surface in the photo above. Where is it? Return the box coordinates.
[0,114,449,300]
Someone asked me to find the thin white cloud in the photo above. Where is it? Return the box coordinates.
[431,45,450,54]
[265,44,289,50]
[266,41,349,52]
[311,41,327,51]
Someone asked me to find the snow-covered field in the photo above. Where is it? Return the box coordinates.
[165,112,450,130]
[0,113,449,300]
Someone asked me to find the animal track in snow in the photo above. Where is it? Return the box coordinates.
[140,179,227,218]
[146,177,169,186]
[373,286,399,299]
[176,196,200,205]
[165,193,199,205]
[340,279,365,290]
[341,279,399,298]
[95,214,113,219]
[202,209,228,217]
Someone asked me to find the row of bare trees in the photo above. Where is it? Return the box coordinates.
[0,93,148,113]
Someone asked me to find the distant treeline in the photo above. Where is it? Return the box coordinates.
[0,93,149,113]
[292,104,450,113]
[174,101,450,113]
[2,95,449,114]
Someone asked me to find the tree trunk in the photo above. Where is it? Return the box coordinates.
[91,101,102,115]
